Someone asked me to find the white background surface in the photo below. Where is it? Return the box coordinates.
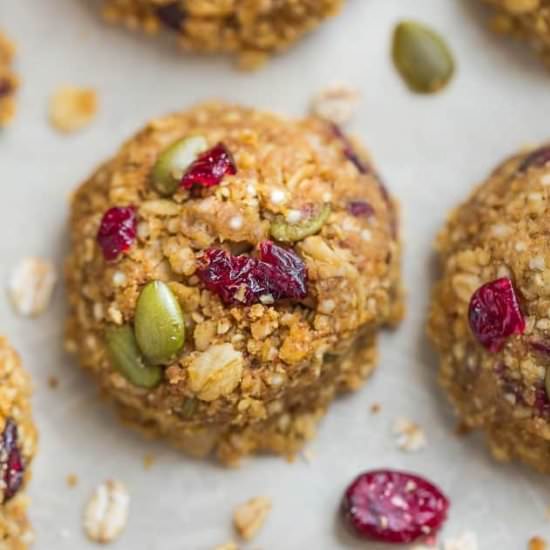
[2,0,550,548]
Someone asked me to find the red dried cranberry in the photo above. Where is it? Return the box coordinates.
[468,278,525,353]
[347,200,375,217]
[96,206,137,261]
[519,145,550,172]
[197,241,307,306]
[0,419,24,502]
[155,2,186,31]
[342,470,449,544]
[181,143,236,189]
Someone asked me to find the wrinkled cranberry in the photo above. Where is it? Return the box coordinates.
[519,145,550,172]
[468,278,525,353]
[342,470,449,544]
[531,340,550,355]
[0,419,24,502]
[347,200,375,217]
[0,78,12,98]
[155,2,186,31]
[197,241,307,306]
[181,143,236,189]
[96,206,137,261]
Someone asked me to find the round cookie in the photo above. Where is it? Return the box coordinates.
[101,0,344,68]
[0,31,18,126]
[65,102,402,465]
[429,144,550,473]
[0,337,37,548]
[483,0,550,66]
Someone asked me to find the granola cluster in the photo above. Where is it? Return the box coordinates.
[483,0,550,66]
[428,145,550,473]
[100,0,344,68]
[65,102,402,465]
[0,32,18,126]
[0,338,37,549]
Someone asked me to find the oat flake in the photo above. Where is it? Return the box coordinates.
[8,257,57,317]
[392,417,427,452]
[233,496,272,541]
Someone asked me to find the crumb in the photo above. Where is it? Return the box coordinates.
[233,496,272,541]
[8,257,57,317]
[66,473,78,488]
[310,82,360,125]
[443,531,478,550]
[370,402,381,414]
[0,31,18,126]
[48,375,59,389]
[214,543,239,550]
[301,448,315,463]
[49,85,97,133]
[143,454,155,470]
[83,480,129,544]
[529,536,548,550]
[392,416,427,452]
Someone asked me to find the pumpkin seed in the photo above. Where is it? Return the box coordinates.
[105,325,162,388]
[152,136,208,196]
[134,281,185,364]
[392,20,455,94]
[270,204,331,243]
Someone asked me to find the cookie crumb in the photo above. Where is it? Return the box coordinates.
[301,448,315,463]
[310,82,360,125]
[49,85,97,133]
[0,31,18,126]
[83,480,129,544]
[443,531,478,550]
[370,402,381,414]
[233,496,272,541]
[8,257,57,317]
[66,473,78,488]
[48,375,59,389]
[529,536,548,550]
[392,416,427,452]
[143,454,155,470]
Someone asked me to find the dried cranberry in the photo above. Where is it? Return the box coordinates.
[0,419,24,502]
[197,241,307,306]
[468,278,525,353]
[96,206,137,261]
[342,470,449,544]
[181,143,236,189]
[531,340,550,355]
[155,2,186,31]
[347,200,375,217]
[519,145,550,172]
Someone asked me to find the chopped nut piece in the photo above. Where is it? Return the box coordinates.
[443,532,478,550]
[392,417,427,452]
[83,480,129,544]
[233,496,272,541]
[8,257,57,317]
[310,83,360,125]
[529,536,548,550]
[49,85,97,133]
[66,473,78,488]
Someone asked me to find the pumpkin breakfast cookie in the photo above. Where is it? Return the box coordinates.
[65,102,402,465]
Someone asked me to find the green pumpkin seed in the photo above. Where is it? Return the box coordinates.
[134,281,185,364]
[105,325,162,388]
[152,136,208,196]
[392,20,455,94]
[270,204,331,243]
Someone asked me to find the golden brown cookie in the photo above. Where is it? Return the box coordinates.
[0,32,18,126]
[429,144,550,473]
[0,337,38,548]
[101,0,344,69]
[65,102,402,465]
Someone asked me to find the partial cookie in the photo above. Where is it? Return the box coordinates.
[0,32,18,126]
[65,101,402,465]
[0,337,38,548]
[483,0,550,66]
[101,0,344,69]
[428,144,550,473]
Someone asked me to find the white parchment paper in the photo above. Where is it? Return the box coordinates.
[2,0,550,548]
